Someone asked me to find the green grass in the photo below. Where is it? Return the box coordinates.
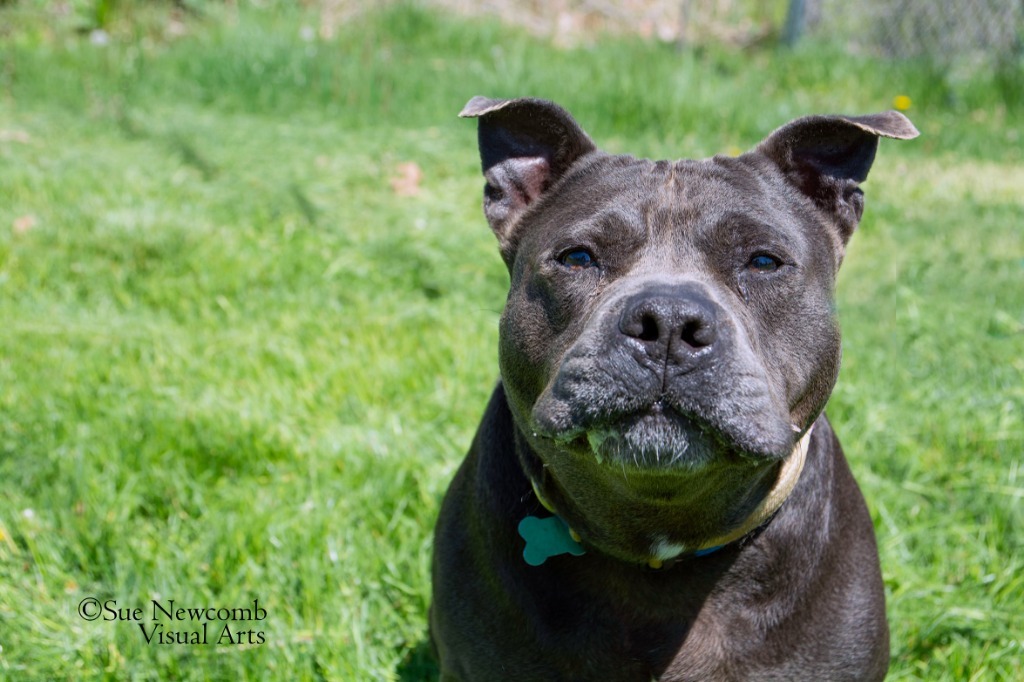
[0,2,1022,680]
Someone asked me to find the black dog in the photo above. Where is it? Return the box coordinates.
[431,96,917,681]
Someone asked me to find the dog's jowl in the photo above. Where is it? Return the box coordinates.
[430,96,918,681]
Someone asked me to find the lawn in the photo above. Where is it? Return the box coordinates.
[0,2,1021,680]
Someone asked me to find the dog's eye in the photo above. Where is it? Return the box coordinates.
[748,254,781,273]
[559,249,596,270]
[484,182,504,201]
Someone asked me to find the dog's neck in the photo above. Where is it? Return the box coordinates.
[522,427,815,569]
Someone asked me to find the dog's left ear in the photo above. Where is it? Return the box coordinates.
[757,111,919,243]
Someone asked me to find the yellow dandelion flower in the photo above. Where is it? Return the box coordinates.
[893,95,912,111]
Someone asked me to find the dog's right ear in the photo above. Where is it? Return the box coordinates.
[460,96,596,254]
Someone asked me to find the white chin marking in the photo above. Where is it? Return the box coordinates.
[651,538,687,561]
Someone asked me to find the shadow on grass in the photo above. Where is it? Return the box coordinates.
[397,637,439,681]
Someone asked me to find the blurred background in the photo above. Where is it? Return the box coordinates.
[0,1,1021,680]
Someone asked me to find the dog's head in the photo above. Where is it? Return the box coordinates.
[462,96,916,560]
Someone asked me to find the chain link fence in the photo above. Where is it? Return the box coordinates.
[414,0,1022,66]
[802,0,1022,65]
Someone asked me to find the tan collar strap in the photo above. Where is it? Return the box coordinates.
[529,426,814,566]
[695,425,814,552]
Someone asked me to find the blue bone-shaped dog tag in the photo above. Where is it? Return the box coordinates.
[518,515,586,566]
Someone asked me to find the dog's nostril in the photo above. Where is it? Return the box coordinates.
[638,315,660,342]
[680,320,714,348]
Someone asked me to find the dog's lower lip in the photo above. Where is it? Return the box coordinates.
[540,405,700,444]
[564,406,717,469]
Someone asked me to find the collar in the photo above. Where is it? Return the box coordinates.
[519,426,814,569]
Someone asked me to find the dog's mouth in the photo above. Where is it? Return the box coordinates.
[550,402,727,471]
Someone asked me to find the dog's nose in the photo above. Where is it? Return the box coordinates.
[619,286,719,359]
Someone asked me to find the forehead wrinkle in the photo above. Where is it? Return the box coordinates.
[678,176,816,263]
[678,169,766,234]
[631,161,703,267]
[556,204,644,258]
[636,160,670,243]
